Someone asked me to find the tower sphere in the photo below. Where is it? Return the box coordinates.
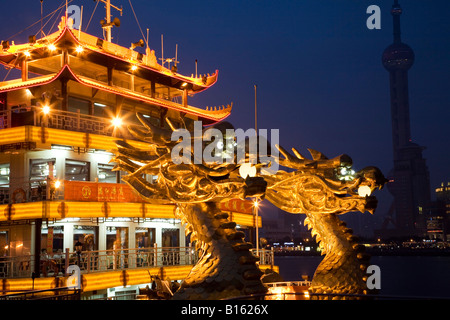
[382,42,414,71]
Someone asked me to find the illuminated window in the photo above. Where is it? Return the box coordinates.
[106,227,129,251]
[162,228,179,247]
[0,164,9,204]
[135,227,155,248]
[0,164,10,185]
[73,226,99,251]
[93,102,109,118]
[30,158,56,183]
[41,226,64,254]
[68,96,90,115]
[65,159,90,181]
[0,230,8,258]
[97,163,117,183]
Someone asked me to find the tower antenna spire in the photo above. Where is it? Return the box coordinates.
[381,1,430,237]
[40,0,44,38]
[391,0,402,43]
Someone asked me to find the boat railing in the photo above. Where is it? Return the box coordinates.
[251,248,275,266]
[38,108,114,136]
[0,246,274,279]
[0,106,145,139]
[264,280,312,288]
[0,178,146,205]
[0,245,199,279]
[0,178,72,205]
[0,287,82,300]
[225,291,450,301]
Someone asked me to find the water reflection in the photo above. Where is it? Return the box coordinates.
[275,255,450,298]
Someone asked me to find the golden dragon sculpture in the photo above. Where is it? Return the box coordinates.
[265,145,387,299]
[112,114,386,300]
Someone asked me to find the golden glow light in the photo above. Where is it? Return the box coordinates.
[54,180,61,189]
[239,163,256,179]
[358,185,372,197]
[48,44,56,51]
[112,117,122,127]
[131,65,138,71]
[75,46,83,53]
[42,105,50,114]
[24,51,31,57]
[253,199,259,208]
[0,199,260,227]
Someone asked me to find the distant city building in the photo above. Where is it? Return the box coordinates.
[379,0,431,238]
[436,182,450,214]
[259,208,309,244]
[426,182,450,241]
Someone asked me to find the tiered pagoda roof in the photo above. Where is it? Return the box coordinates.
[0,17,232,124]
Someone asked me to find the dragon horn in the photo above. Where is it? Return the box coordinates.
[292,147,306,160]
[276,144,296,162]
[307,148,328,160]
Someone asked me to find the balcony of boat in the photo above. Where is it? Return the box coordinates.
[0,106,144,140]
[0,179,147,205]
[0,247,275,280]
[0,246,197,279]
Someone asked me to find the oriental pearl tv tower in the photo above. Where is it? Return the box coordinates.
[381,0,431,237]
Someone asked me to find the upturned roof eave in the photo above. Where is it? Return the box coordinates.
[0,64,231,124]
[0,26,218,94]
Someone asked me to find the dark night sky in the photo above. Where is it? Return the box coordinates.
[1,0,449,237]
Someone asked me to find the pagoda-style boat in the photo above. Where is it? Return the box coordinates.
[0,2,269,300]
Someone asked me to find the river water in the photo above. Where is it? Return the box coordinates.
[274,255,450,298]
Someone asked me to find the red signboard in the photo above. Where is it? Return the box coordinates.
[63,181,254,215]
[63,180,144,202]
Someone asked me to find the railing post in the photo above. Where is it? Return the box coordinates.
[76,110,80,130]
[130,248,136,269]
[10,257,14,278]
[188,243,192,265]
[271,247,274,268]
[64,248,69,276]
[153,243,157,267]
[87,251,91,273]
[7,109,11,128]
[113,248,117,270]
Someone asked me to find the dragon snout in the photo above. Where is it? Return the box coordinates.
[244,176,267,198]
[355,166,388,196]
